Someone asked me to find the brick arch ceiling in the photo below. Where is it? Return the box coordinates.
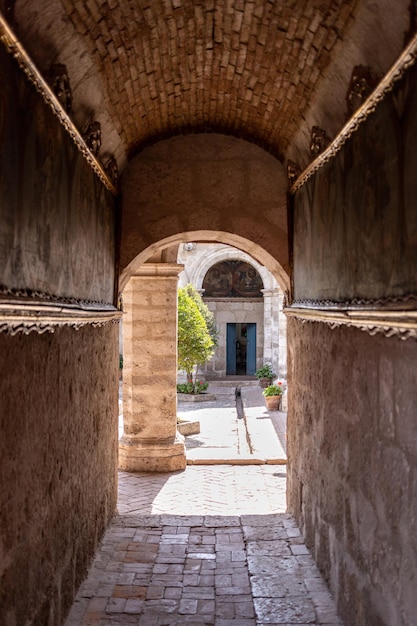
[14,1,410,172]
[14,0,369,171]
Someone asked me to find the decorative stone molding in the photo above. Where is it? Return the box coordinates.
[285,296,417,341]
[0,14,117,195]
[290,32,417,194]
[0,286,120,334]
[309,126,330,158]
[50,63,72,114]
[83,121,102,157]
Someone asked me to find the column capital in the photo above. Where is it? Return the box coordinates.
[133,263,184,278]
[261,287,281,297]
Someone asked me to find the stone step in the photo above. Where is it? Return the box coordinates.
[205,378,259,388]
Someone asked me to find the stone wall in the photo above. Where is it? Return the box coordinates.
[287,318,417,626]
[292,63,417,304]
[0,44,119,625]
[0,47,116,304]
[120,134,288,280]
[0,324,119,625]
[287,57,417,626]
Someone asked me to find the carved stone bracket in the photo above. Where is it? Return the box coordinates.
[0,15,117,195]
[285,296,417,341]
[309,126,330,158]
[290,32,417,194]
[50,63,72,114]
[346,65,377,115]
[83,121,102,157]
[287,160,301,186]
[105,156,119,188]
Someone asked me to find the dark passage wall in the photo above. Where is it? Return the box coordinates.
[288,59,417,625]
[292,64,417,303]
[0,324,118,625]
[0,40,119,625]
[287,319,417,626]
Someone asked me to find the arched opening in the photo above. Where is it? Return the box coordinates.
[118,228,289,472]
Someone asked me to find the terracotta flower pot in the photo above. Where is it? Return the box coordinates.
[265,395,281,411]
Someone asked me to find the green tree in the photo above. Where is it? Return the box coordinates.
[177,287,214,392]
[184,284,219,347]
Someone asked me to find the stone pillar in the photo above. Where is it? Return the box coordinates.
[119,263,186,472]
[277,290,287,380]
[261,287,282,378]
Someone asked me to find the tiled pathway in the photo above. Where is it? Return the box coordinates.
[65,466,342,626]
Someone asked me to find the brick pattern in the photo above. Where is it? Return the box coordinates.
[65,513,341,625]
[65,468,341,624]
[60,0,357,156]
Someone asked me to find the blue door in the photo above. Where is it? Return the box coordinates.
[227,323,256,375]
[246,323,256,375]
[226,323,237,375]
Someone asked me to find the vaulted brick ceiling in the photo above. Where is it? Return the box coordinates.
[13,0,411,173]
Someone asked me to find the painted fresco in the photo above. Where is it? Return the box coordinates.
[0,48,116,305]
[202,260,263,297]
[293,62,417,303]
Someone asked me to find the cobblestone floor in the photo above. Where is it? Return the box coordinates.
[65,466,342,626]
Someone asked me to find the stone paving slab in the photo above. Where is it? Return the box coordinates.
[120,380,287,465]
[65,467,342,626]
[176,384,287,465]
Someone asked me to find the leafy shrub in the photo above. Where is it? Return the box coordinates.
[262,382,284,397]
[255,363,276,379]
[177,381,209,394]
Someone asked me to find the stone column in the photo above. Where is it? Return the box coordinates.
[277,290,287,380]
[119,263,186,472]
[261,287,281,378]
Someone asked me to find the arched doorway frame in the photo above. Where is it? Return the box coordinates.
[119,231,289,471]
[176,243,287,379]
[119,230,290,294]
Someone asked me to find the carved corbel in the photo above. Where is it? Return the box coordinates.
[104,156,118,188]
[83,121,102,156]
[287,160,301,187]
[50,63,72,114]
[346,65,376,115]
[310,126,330,158]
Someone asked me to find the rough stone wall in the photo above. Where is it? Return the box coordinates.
[287,318,417,626]
[0,323,119,625]
[0,43,119,625]
[292,61,417,303]
[288,58,417,626]
[0,45,116,303]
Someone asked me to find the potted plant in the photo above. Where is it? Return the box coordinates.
[255,363,277,388]
[262,382,284,411]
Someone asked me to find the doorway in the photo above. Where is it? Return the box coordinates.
[226,323,256,375]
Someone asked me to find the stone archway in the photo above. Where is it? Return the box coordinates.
[119,133,290,292]
[177,243,287,379]
[119,228,290,473]
[118,133,290,472]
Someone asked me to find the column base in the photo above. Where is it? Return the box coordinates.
[119,432,186,472]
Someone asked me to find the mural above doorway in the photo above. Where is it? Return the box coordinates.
[202,260,263,297]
